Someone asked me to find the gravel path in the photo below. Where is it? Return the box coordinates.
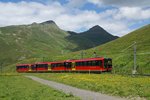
[25,75,125,100]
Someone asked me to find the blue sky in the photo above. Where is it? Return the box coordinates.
[0,0,150,36]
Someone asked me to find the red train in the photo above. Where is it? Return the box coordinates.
[16,57,112,73]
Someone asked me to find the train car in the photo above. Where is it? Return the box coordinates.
[51,61,67,71]
[34,62,51,72]
[65,57,112,72]
[16,57,112,73]
[16,64,31,73]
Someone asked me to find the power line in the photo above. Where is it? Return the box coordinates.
[121,42,135,52]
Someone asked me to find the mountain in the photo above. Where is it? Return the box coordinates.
[54,24,150,74]
[0,20,72,66]
[67,25,118,51]
[0,20,118,71]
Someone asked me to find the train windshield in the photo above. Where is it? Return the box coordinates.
[104,58,112,68]
[107,59,112,68]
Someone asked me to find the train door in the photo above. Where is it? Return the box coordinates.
[48,64,51,71]
[72,62,75,71]
[29,65,32,72]
[31,64,37,72]
[64,62,72,71]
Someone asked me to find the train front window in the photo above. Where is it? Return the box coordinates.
[104,58,112,68]
[107,59,112,68]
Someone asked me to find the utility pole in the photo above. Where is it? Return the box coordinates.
[1,62,3,73]
[121,42,137,75]
[133,42,137,75]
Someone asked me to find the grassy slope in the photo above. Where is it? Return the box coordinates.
[33,73,150,100]
[53,24,150,74]
[0,22,117,71]
[0,23,76,66]
[0,74,79,100]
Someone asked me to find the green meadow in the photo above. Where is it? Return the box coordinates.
[0,74,79,100]
[33,73,150,100]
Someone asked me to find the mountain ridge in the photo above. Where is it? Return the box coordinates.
[67,24,118,51]
[0,20,118,70]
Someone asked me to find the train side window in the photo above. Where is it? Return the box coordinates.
[75,62,78,66]
[83,61,86,66]
[57,63,59,67]
[64,62,71,68]
[86,61,88,66]
[85,61,87,66]
[92,61,96,66]
[55,64,57,67]
[78,62,81,66]
[81,62,83,66]
[76,62,83,66]
[89,61,92,66]
[95,60,102,66]
[20,66,28,68]
[51,64,56,68]
[37,64,48,68]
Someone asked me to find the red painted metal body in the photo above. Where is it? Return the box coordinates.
[51,61,66,71]
[65,57,107,71]
[16,57,112,73]
[16,64,31,72]
[34,62,51,72]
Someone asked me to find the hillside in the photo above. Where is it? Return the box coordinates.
[0,21,73,66]
[0,20,117,69]
[67,25,118,51]
[54,24,150,74]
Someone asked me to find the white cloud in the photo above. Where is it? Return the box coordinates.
[55,9,131,36]
[88,0,150,7]
[0,1,149,37]
[0,1,65,26]
[114,7,150,20]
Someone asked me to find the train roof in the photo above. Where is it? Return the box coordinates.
[16,64,31,66]
[50,61,65,64]
[34,61,66,64]
[34,62,51,64]
[65,57,105,62]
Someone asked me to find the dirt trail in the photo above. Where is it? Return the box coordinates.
[26,75,125,100]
